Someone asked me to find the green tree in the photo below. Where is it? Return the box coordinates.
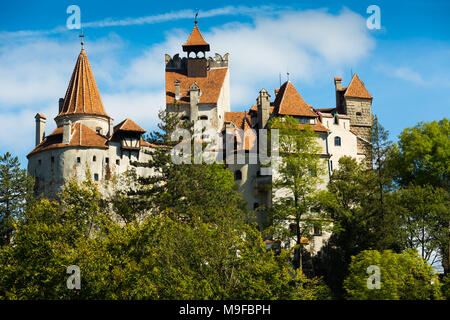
[322,156,404,297]
[391,184,449,267]
[344,249,443,300]
[390,118,450,273]
[0,152,34,246]
[391,118,449,190]
[266,116,330,271]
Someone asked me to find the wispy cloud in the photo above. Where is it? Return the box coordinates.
[0,6,375,164]
[0,5,280,40]
[375,64,430,85]
[392,67,428,85]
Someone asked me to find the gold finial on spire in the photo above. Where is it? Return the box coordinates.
[194,9,198,25]
[79,29,84,50]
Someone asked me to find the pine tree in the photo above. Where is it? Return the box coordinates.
[0,152,34,246]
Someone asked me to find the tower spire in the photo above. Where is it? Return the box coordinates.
[79,29,84,50]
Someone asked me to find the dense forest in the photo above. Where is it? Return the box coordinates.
[0,114,448,300]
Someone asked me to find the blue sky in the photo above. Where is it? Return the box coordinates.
[0,0,449,166]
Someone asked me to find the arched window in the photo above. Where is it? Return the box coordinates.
[334,136,341,146]
[234,170,242,181]
[181,116,189,121]
[199,115,208,120]
[93,155,97,162]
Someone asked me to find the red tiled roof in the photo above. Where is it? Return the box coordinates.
[224,111,257,151]
[183,25,210,48]
[344,74,372,99]
[56,49,109,119]
[166,68,228,105]
[273,81,317,117]
[114,118,146,133]
[27,122,108,157]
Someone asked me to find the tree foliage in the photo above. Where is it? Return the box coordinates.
[344,249,442,300]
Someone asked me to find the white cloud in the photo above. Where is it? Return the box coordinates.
[0,7,375,161]
[392,67,428,85]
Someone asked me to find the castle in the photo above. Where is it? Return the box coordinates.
[28,21,373,254]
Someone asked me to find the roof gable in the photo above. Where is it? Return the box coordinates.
[344,74,372,99]
[114,118,146,133]
[273,81,317,117]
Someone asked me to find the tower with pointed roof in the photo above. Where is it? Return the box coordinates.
[165,20,230,133]
[27,47,156,196]
[333,74,373,161]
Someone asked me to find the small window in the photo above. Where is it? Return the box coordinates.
[93,156,96,162]
[356,112,362,116]
[313,226,322,236]
[334,136,341,146]
[94,173,99,181]
[96,127,102,134]
[77,157,81,163]
[330,160,333,171]
[116,159,120,165]
[253,203,259,210]
[181,116,189,121]
[51,156,55,163]
[38,159,41,166]
[105,157,109,164]
[199,115,208,120]
[234,170,242,181]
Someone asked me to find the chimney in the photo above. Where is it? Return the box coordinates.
[334,77,342,90]
[59,98,64,113]
[334,77,344,113]
[34,113,46,146]
[257,89,271,129]
[108,117,114,138]
[174,79,180,101]
[62,118,71,144]
[189,82,200,122]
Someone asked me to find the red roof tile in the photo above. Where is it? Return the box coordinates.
[27,122,108,157]
[344,74,372,99]
[56,50,109,119]
[273,81,317,117]
[114,118,146,133]
[166,68,228,105]
[183,25,210,48]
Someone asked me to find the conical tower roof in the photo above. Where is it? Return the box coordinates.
[56,49,109,119]
[182,23,210,52]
